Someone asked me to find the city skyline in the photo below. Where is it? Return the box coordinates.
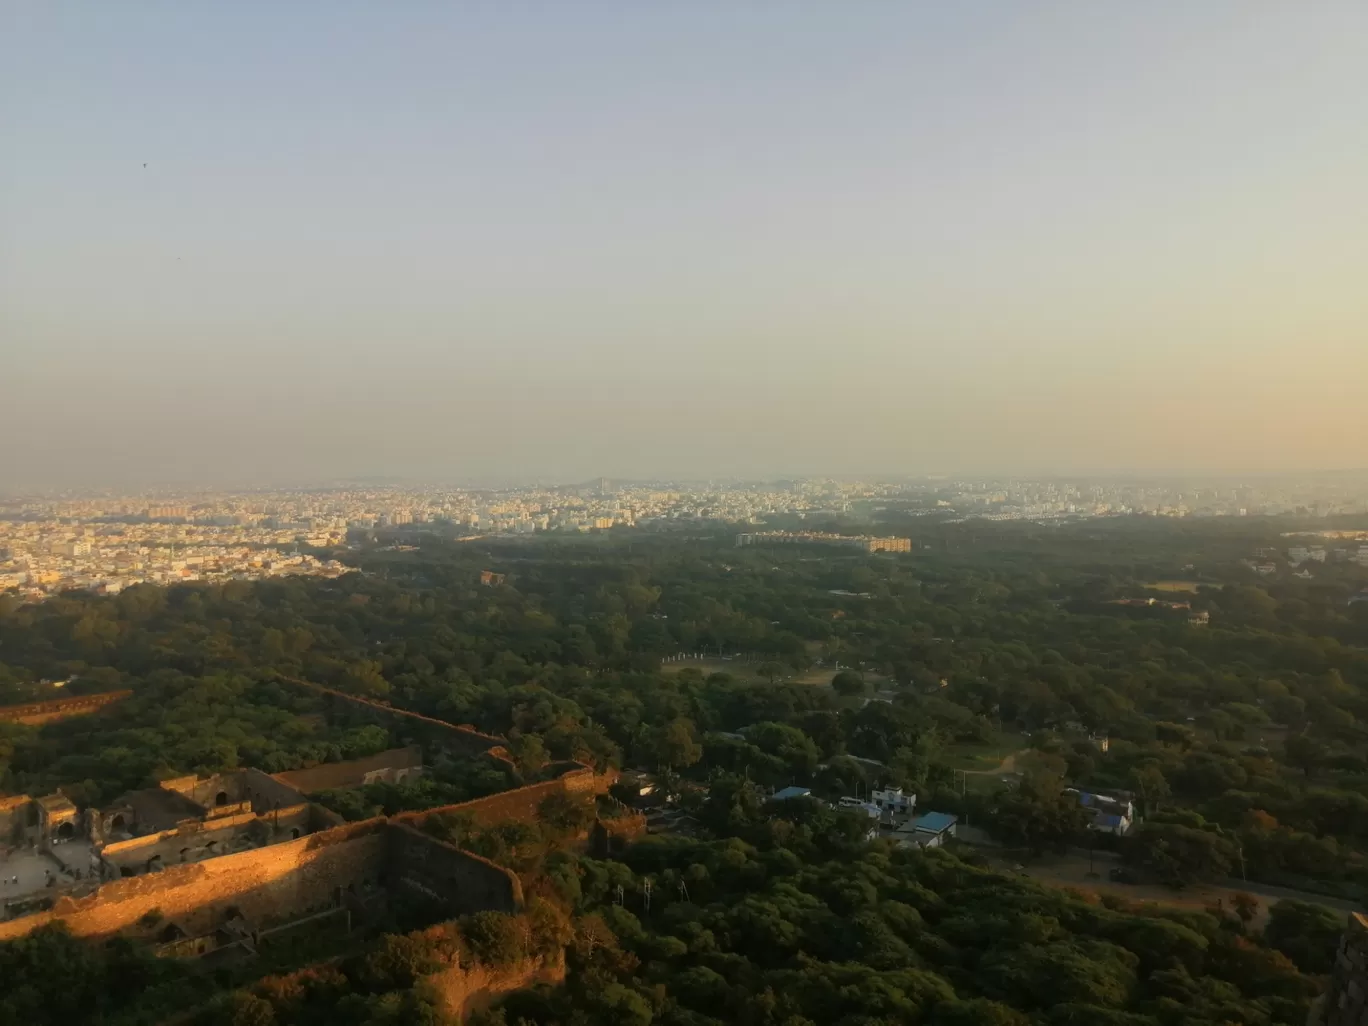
[5,473,1367,601]
[5,3,1367,488]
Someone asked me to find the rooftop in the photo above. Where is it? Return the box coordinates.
[35,794,77,814]
[270,746,423,794]
[908,811,958,835]
[114,786,206,833]
[771,786,813,802]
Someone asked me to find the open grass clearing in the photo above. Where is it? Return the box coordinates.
[660,658,889,689]
[1143,580,1206,593]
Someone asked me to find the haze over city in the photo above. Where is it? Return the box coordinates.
[4,3,1366,489]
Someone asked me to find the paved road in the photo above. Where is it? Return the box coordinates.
[1213,876,1361,913]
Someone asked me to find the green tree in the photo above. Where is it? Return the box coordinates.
[988,773,1090,854]
[1128,763,1171,816]
[1264,899,1346,974]
[755,661,785,685]
[653,717,702,769]
[1122,820,1237,886]
[831,670,866,696]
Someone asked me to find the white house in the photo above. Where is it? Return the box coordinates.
[1066,788,1135,836]
[870,787,916,822]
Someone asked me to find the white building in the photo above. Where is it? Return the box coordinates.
[870,787,916,822]
[1066,789,1135,836]
[837,798,883,840]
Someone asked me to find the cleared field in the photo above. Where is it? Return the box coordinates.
[659,657,748,676]
[939,735,1026,773]
[1144,580,1205,593]
[659,659,885,688]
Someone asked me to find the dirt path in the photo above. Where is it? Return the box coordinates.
[963,750,1023,776]
[980,850,1357,928]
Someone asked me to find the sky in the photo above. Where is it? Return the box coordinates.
[3,3,1366,489]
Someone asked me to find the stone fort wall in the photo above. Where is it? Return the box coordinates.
[0,690,132,726]
[395,763,615,832]
[1312,912,1368,1026]
[0,768,610,945]
[276,676,507,759]
[386,823,521,916]
[0,796,30,845]
[0,819,390,943]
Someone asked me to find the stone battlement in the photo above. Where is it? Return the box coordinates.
[394,763,616,831]
[0,769,607,949]
[0,690,131,726]
[275,676,507,757]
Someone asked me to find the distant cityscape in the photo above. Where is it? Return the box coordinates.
[2,474,1367,601]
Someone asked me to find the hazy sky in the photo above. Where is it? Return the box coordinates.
[4,3,1366,488]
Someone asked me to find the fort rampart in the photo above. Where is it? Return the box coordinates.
[101,809,259,859]
[386,823,521,915]
[395,763,615,832]
[0,769,611,945]
[275,676,506,758]
[1311,912,1368,1026]
[0,818,390,943]
[0,690,132,726]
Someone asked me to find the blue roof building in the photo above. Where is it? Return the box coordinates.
[894,810,959,849]
[771,786,813,802]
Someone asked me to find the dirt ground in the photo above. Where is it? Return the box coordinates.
[977,848,1357,928]
[659,659,859,687]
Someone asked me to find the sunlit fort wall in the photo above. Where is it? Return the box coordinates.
[0,765,615,944]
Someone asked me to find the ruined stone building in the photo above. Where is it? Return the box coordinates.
[95,769,336,879]
[0,759,617,963]
[1,678,619,967]
[1311,913,1368,1026]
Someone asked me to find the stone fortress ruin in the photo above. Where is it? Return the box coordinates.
[0,679,623,962]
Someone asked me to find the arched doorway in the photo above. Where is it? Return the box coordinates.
[57,822,75,840]
[215,791,229,806]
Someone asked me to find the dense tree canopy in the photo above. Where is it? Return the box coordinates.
[0,516,1364,1023]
